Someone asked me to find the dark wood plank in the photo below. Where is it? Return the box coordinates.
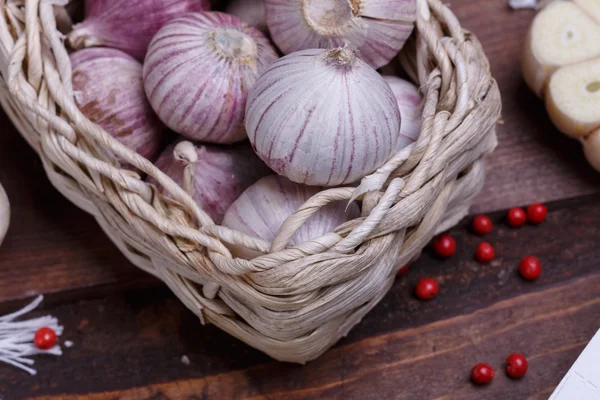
[2,193,599,399]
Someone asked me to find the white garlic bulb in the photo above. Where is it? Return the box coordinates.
[246,46,401,187]
[223,175,360,259]
[143,12,279,144]
[264,0,416,69]
[383,76,422,151]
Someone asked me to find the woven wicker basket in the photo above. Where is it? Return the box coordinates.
[0,0,501,363]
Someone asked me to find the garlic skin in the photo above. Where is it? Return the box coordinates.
[143,12,279,144]
[149,141,271,224]
[264,0,416,69]
[71,48,164,166]
[522,1,600,97]
[226,0,267,32]
[246,46,401,187]
[383,76,422,151]
[222,175,360,259]
[68,0,210,61]
[0,183,9,246]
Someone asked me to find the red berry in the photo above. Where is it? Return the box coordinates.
[471,363,495,385]
[475,242,495,263]
[415,278,439,300]
[397,265,409,277]
[527,203,548,225]
[520,256,542,280]
[433,234,456,258]
[506,353,528,378]
[34,327,57,350]
[507,208,527,228]
[472,215,493,235]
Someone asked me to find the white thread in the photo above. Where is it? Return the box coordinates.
[0,296,63,375]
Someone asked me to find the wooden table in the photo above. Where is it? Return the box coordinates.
[2,1,600,399]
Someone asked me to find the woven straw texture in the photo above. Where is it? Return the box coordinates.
[0,0,501,363]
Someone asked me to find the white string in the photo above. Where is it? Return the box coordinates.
[0,295,63,375]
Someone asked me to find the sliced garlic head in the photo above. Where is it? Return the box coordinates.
[546,57,600,138]
[522,1,600,97]
[583,129,600,171]
[574,0,600,22]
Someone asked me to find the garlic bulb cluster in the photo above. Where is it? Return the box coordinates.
[226,0,267,32]
[264,0,416,68]
[223,175,360,258]
[68,0,210,61]
[151,141,271,224]
[246,46,401,186]
[384,76,422,151]
[0,183,9,246]
[143,12,279,144]
[71,48,164,167]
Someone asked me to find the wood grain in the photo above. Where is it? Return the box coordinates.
[2,194,599,399]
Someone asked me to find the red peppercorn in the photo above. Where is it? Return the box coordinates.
[397,265,409,277]
[527,203,548,225]
[520,256,542,281]
[507,207,527,228]
[506,353,528,378]
[472,215,493,235]
[415,278,439,300]
[34,327,57,350]
[475,242,495,263]
[432,234,456,258]
[471,363,495,385]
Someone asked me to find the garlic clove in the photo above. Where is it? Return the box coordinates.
[264,0,416,69]
[222,175,360,259]
[574,0,600,22]
[583,129,600,172]
[143,12,279,144]
[246,46,401,187]
[0,183,9,246]
[71,48,164,169]
[522,1,600,97]
[545,57,600,138]
[383,76,422,151]
[68,0,210,61]
[149,140,271,224]
[226,0,268,33]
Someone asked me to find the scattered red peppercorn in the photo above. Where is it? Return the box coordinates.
[34,327,57,350]
[475,242,495,263]
[519,256,542,281]
[527,203,548,225]
[507,207,527,228]
[432,234,456,258]
[506,353,529,378]
[415,278,439,300]
[472,215,493,235]
[471,363,495,385]
[397,265,409,277]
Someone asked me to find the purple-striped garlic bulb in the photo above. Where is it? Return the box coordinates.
[223,175,360,259]
[0,183,9,247]
[68,0,210,61]
[143,12,279,144]
[264,0,416,69]
[383,76,423,152]
[149,141,271,224]
[246,46,401,187]
[226,0,267,33]
[71,48,164,166]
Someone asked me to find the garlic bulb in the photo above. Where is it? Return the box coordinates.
[264,0,416,69]
[246,46,401,186]
[583,130,600,172]
[226,0,267,32]
[0,183,9,246]
[149,141,271,224]
[71,48,164,167]
[68,0,210,61]
[223,175,360,258]
[143,12,279,144]
[383,76,422,151]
